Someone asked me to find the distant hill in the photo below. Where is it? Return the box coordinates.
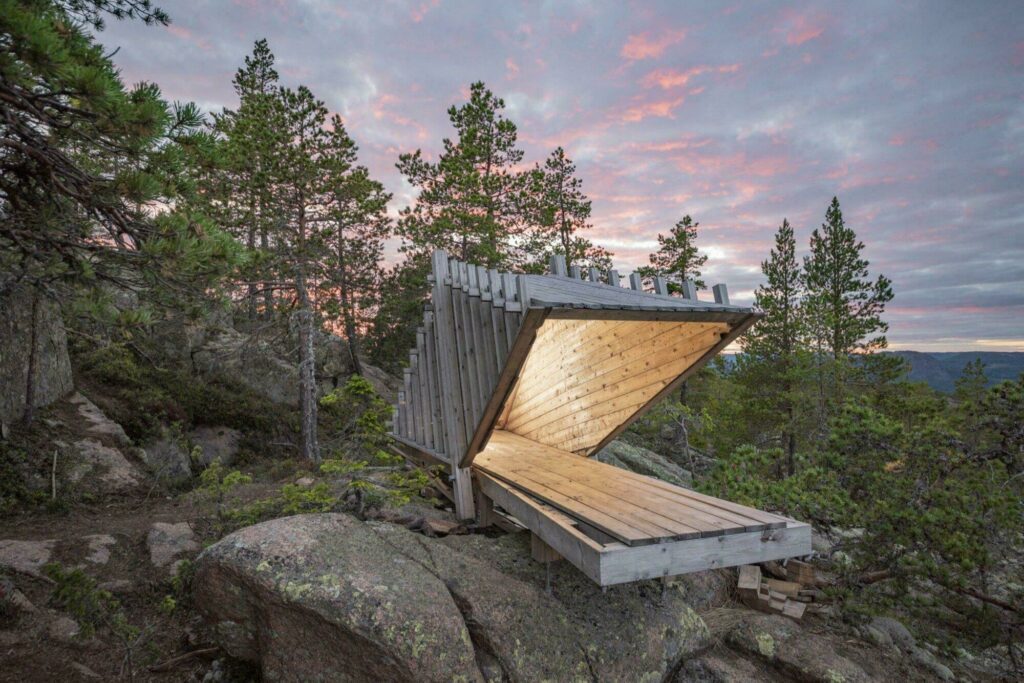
[719,351,1023,393]
[884,351,1024,393]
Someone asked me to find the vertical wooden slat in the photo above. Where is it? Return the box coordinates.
[588,267,601,283]
[415,331,433,449]
[654,276,669,296]
[487,268,510,367]
[429,250,474,519]
[608,269,620,287]
[475,266,501,378]
[408,350,423,444]
[451,263,481,453]
[402,369,414,437]
[396,390,406,437]
[422,313,442,453]
[630,272,643,291]
[549,254,567,276]
[681,279,698,300]
[713,283,730,305]
[569,265,582,280]
[464,264,491,427]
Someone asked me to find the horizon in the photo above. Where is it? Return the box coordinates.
[94,1,1022,352]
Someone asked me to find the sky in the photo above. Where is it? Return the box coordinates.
[96,1,1023,351]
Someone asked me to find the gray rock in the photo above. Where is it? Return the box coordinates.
[192,327,301,406]
[910,646,954,681]
[47,615,81,643]
[727,613,871,682]
[69,393,130,447]
[189,426,241,467]
[66,438,142,493]
[83,534,116,565]
[869,616,915,650]
[195,513,711,683]
[147,522,199,569]
[361,362,400,403]
[70,663,102,679]
[0,286,73,426]
[0,538,55,577]
[862,624,893,649]
[596,439,693,488]
[141,433,193,486]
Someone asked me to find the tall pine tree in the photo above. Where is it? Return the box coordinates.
[636,215,708,292]
[738,219,810,473]
[802,197,893,405]
[395,82,531,269]
[529,147,612,272]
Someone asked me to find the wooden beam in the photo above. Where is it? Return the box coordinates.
[543,308,751,324]
[629,272,643,291]
[588,267,601,283]
[680,279,698,300]
[607,269,620,287]
[549,254,567,277]
[713,283,730,305]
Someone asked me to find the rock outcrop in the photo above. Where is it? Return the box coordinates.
[596,439,693,488]
[0,286,73,427]
[194,513,712,682]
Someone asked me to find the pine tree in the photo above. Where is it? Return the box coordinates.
[636,215,708,292]
[396,82,531,269]
[803,197,893,359]
[276,85,333,462]
[738,219,809,473]
[211,39,286,319]
[320,119,392,376]
[529,147,613,272]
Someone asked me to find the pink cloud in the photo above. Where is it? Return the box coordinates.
[620,29,686,61]
[410,0,439,23]
[888,134,906,146]
[618,96,685,122]
[776,9,826,46]
[506,58,520,79]
[640,64,740,89]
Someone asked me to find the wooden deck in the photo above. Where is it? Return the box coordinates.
[474,430,810,585]
[476,431,789,546]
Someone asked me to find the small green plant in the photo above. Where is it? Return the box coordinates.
[158,594,177,615]
[44,563,135,640]
[280,482,339,514]
[199,459,253,532]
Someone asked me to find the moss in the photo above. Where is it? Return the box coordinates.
[756,631,776,658]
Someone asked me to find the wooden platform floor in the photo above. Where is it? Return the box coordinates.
[474,430,790,547]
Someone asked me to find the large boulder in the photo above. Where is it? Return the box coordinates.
[194,514,711,682]
[58,393,143,495]
[192,327,300,406]
[0,287,73,428]
[596,440,693,488]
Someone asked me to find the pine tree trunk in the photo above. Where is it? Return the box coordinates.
[295,200,319,463]
[260,221,273,319]
[21,289,40,426]
[337,234,362,376]
[246,214,257,320]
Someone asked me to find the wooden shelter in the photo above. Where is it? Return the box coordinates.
[390,250,811,586]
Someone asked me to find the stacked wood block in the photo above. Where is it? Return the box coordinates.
[737,564,829,620]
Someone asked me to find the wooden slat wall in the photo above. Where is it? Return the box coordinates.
[503,318,729,454]
[399,250,529,518]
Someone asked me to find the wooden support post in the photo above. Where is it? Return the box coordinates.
[654,276,669,296]
[569,265,582,280]
[531,532,563,563]
[629,272,643,291]
[549,254,567,277]
[474,486,497,528]
[607,269,620,287]
[713,283,730,305]
[588,267,601,283]
[681,279,698,300]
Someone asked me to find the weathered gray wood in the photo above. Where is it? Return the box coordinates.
[713,283,729,305]
[429,250,474,519]
[549,254,567,277]
[629,272,643,291]
[607,269,620,287]
[395,389,405,437]
[569,265,582,280]
[402,370,414,437]
[588,267,601,283]
[501,272,521,312]
[422,314,442,454]
[408,350,424,445]
[487,268,510,367]
[598,522,811,585]
[680,279,698,300]
[654,276,669,296]
[476,471,604,583]
[463,263,490,430]
[414,332,433,449]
